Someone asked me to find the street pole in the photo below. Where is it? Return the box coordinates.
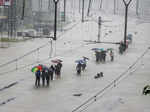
[136,0,139,16]
[98,16,101,42]
[21,0,25,20]
[82,0,84,22]
[53,0,59,40]
[124,5,128,47]
[114,0,116,14]
[122,0,132,49]
[99,0,103,9]
[64,0,66,22]
[79,0,81,13]
[87,0,92,16]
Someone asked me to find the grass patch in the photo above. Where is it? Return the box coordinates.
[0,37,29,42]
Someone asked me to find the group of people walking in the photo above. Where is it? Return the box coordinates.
[76,57,88,75]
[95,50,114,63]
[35,62,62,87]
[76,62,86,75]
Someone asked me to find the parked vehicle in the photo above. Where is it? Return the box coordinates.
[17,29,37,38]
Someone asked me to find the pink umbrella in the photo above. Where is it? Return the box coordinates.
[51,59,62,63]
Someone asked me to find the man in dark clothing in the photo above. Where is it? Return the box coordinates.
[95,51,100,62]
[55,64,60,78]
[49,65,55,80]
[41,69,46,86]
[57,62,62,70]
[76,62,82,74]
[45,69,50,86]
[35,70,41,87]
[55,62,62,78]
[102,51,106,62]
[57,62,62,74]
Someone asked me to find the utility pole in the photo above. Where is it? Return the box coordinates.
[87,0,92,16]
[114,0,116,14]
[98,16,101,42]
[38,0,42,37]
[99,0,103,9]
[64,0,66,22]
[136,0,139,16]
[79,0,81,13]
[122,0,132,48]
[10,2,13,38]
[21,0,25,20]
[8,0,17,38]
[82,0,84,22]
[53,0,59,40]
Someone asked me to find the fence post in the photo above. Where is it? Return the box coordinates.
[37,48,39,63]
[94,96,97,101]
[114,80,116,87]
[16,59,18,70]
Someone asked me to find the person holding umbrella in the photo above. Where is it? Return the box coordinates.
[110,50,114,61]
[35,69,41,87]
[51,59,63,79]
[45,68,50,87]
[81,56,89,71]
[76,62,82,75]
[49,65,55,81]
[57,62,62,78]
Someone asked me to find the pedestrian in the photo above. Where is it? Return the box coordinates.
[41,69,46,86]
[49,65,55,80]
[55,64,59,78]
[82,57,87,71]
[57,62,62,72]
[119,41,124,54]
[35,69,41,87]
[45,69,50,87]
[102,51,106,62]
[95,51,100,62]
[56,62,62,78]
[99,52,102,62]
[76,62,82,75]
[110,50,114,61]
[81,63,86,71]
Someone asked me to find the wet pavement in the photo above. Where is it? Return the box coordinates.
[0,13,150,112]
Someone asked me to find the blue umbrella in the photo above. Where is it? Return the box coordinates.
[91,48,104,51]
[75,60,85,64]
[83,56,89,60]
[127,34,132,38]
[98,48,104,51]
[91,48,99,51]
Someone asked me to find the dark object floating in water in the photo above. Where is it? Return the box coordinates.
[73,93,82,96]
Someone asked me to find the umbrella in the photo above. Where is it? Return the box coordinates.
[31,67,38,73]
[51,59,63,63]
[83,56,89,60]
[42,65,49,71]
[91,48,104,51]
[31,64,44,73]
[37,65,42,71]
[75,60,85,64]
[107,48,114,51]
[99,48,104,51]
[127,34,132,38]
[91,48,99,51]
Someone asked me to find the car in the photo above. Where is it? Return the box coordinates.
[17,29,37,38]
